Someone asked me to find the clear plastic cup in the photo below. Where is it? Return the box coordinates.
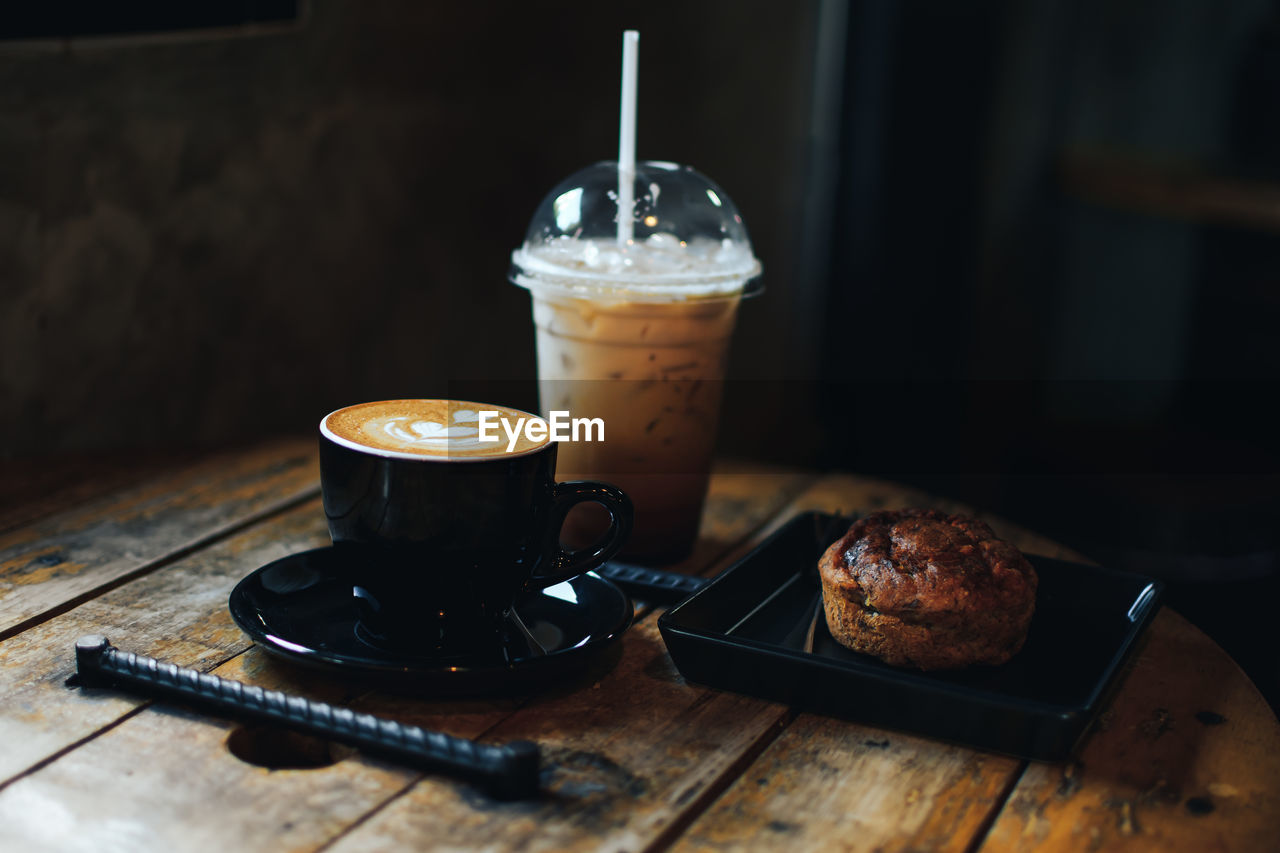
[510,161,761,564]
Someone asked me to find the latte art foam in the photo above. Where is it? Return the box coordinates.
[322,400,548,459]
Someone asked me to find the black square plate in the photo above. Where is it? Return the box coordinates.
[657,512,1163,760]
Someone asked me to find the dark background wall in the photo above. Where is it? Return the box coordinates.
[3,1,1278,697]
[0,0,817,452]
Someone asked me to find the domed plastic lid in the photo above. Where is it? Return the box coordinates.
[510,160,762,300]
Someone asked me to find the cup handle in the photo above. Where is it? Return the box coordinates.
[529,481,633,588]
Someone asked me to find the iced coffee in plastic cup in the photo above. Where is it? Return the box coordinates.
[510,160,762,563]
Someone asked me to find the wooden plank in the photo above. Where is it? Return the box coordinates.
[11,465,1268,852]
[319,473,1015,853]
[321,613,792,853]
[641,473,1062,853]
[671,475,1261,853]
[0,498,522,851]
[0,461,812,852]
[0,500,330,783]
[1,613,773,853]
[0,448,196,535]
[979,608,1280,853]
[790,475,1280,850]
[0,460,804,788]
[0,642,519,853]
[671,716,1021,853]
[677,475,1280,852]
[0,437,318,636]
[0,644,433,853]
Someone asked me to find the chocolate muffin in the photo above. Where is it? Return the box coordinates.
[818,509,1037,670]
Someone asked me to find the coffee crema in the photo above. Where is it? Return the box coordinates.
[322,399,549,459]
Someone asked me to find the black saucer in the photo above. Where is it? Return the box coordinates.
[228,547,633,694]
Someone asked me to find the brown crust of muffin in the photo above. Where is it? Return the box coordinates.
[818,509,1037,670]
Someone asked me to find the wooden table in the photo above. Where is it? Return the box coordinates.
[0,439,1276,852]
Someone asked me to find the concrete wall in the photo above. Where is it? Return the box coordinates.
[1,1,816,455]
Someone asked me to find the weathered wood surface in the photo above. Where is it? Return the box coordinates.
[0,437,318,637]
[669,476,1280,853]
[316,476,1092,853]
[0,647,426,853]
[0,449,195,535]
[0,454,812,852]
[981,608,1280,853]
[321,614,790,853]
[599,475,1078,853]
[672,716,1021,853]
[0,501,329,784]
[0,448,1275,853]
[674,608,1280,853]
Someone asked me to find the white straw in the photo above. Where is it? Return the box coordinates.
[617,30,639,245]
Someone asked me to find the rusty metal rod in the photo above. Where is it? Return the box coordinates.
[74,635,540,799]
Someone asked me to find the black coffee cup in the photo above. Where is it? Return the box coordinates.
[318,399,632,656]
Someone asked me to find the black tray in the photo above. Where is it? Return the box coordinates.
[657,512,1163,760]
